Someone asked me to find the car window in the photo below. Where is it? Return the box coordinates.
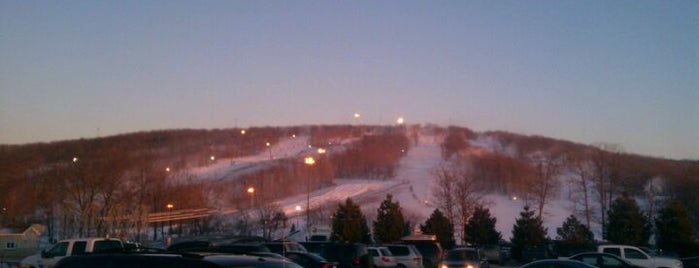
[446,249,478,261]
[380,248,392,256]
[601,256,625,267]
[369,249,379,257]
[287,253,311,266]
[578,256,596,265]
[577,255,624,268]
[388,246,409,256]
[47,242,69,257]
[624,249,648,260]
[93,240,123,253]
[603,248,621,257]
[72,242,87,255]
[413,243,440,257]
[266,244,283,253]
[289,243,307,252]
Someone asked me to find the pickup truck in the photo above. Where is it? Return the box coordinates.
[598,245,682,268]
[21,237,123,268]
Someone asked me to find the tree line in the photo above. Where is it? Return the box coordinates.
[326,194,697,262]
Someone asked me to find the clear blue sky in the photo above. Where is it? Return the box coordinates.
[1,0,697,160]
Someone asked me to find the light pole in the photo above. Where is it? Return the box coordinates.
[166,203,174,231]
[266,142,272,160]
[166,203,174,246]
[295,205,302,231]
[304,156,315,240]
[247,186,255,208]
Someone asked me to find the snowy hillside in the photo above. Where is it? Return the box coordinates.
[186,130,592,242]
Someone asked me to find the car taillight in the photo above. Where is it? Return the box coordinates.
[382,257,390,262]
[321,264,329,268]
[353,258,360,265]
[413,257,422,263]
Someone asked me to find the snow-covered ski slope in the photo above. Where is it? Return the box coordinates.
[186,131,586,240]
[189,135,314,180]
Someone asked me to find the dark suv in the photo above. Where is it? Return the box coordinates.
[398,240,442,268]
[317,243,373,268]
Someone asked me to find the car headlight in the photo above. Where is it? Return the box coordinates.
[467,265,474,268]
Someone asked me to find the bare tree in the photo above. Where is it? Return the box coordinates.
[590,143,623,231]
[432,157,486,244]
[432,163,458,224]
[566,152,594,228]
[527,153,563,220]
[255,203,288,240]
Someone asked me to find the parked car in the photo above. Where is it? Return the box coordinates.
[167,239,282,259]
[479,245,504,264]
[285,251,337,268]
[566,252,645,268]
[519,259,598,268]
[21,237,124,268]
[523,244,555,262]
[53,252,303,268]
[192,244,282,259]
[264,241,308,254]
[598,245,682,268]
[439,247,489,268]
[682,256,699,268]
[319,243,373,268]
[399,235,443,268]
[301,241,327,255]
[385,244,424,268]
[369,246,398,268]
[166,240,213,251]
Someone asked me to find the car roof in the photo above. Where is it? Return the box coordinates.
[203,254,301,266]
[55,253,219,268]
[569,252,636,264]
[520,259,598,268]
[450,247,478,251]
[55,252,302,268]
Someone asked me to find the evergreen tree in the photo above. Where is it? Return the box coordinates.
[373,194,406,243]
[605,193,650,246]
[555,214,595,256]
[330,198,371,243]
[655,199,696,256]
[421,209,456,249]
[511,205,548,262]
[403,221,413,237]
[464,205,501,246]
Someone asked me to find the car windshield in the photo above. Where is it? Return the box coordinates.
[446,250,478,261]
[93,240,123,252]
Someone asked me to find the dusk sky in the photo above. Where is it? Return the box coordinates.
[1,0,697,160]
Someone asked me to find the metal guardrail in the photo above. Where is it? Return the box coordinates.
[103,207,231,223]
[146,208,222,223]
